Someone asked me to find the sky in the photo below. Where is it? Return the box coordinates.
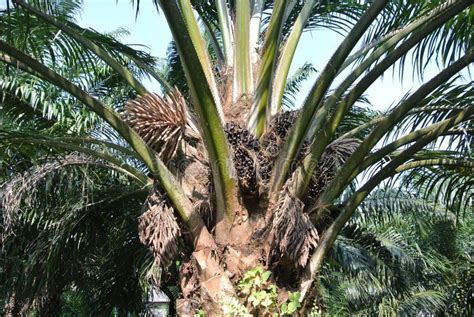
[77,1,396,109]
[0,0,459,112]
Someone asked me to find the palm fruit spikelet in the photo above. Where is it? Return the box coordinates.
[138,182,181,270]
[123,88,199,163]
[224,122,260,195]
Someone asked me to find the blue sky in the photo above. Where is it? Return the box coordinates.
[0,0,451,111]
[78,0,427,111]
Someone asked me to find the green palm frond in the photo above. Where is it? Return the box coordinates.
[410,3,473,75]
[387,79,474,141]
[334,103,380,140]
[0,18,157,133]
[271,0,367,38]
[2,0,161,93]
[0,75,55,129]
[397,290,447,315]
[0,152,151,315]
[399,162,473,216]
[0,73,100,132]
[282,62,317,110]
[315,188,470,316]
[164,41,189,102]
[356,1,473,77]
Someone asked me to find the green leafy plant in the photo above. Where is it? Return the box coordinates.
[225,266,301,316]
[280,291,302,316]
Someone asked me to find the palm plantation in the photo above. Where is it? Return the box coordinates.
[0,0,473,315]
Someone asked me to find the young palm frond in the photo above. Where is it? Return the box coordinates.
[164,42,189,100]
[282,62,317,110]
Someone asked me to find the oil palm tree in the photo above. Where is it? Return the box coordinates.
[314,188,473,316]
[0,0,473,314]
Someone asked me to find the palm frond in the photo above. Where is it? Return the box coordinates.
[282,62,317,110]
[398,162,473,216]
[1,169,150,315]
[387,79,474,143]
[272,0,367,38]
[0,153,145,231]
[315,188,470,316]
[358,0,473,79]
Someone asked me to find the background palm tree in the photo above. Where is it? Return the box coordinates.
[314,188,472,316]
[0,0,472,315]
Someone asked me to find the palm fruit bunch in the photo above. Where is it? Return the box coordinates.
[270,110,299,137]
[224,122,260,195]
[307,138,359,203]
[258,110,300,182]
[256,110,358,203]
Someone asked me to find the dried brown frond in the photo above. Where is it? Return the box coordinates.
[269,186,319,267]
[123,88,200,163]
[217,67,234,114]
[195,199,214,230]
[0,154,108,233]
[138,183,181,269]
[175,154,209,197]
[223,95,252,125]
[177,260,202,315]
[324,138,360,163]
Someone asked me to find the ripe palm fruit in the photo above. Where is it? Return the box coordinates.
[224,122,260,195]
[258,110,300,182]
